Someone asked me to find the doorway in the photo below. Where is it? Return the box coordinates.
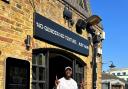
[32,48,86,89]
[49,53,73,89]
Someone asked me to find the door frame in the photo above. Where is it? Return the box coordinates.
[33,48,86,89]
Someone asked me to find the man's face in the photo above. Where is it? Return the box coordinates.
[65,69,72,78]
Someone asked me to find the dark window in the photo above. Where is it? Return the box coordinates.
[123,72,126,75]
[77,0,88,10]
[6,57,30,89]
[112,73,115,75]
[117,73,120,76]
[32,53,46,89]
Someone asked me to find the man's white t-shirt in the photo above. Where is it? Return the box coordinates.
[57,77,78,89]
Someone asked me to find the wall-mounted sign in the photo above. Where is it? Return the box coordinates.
[33,13,89,56]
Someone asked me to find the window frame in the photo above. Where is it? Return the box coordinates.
[5,57,30,89]
[122,72,126,76]
[32,52,49,89]
[117,73,121,76]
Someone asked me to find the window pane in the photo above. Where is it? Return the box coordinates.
[38,54,45,66]
[112,73,115,75]
[123,72,126,75]
[117,73,120,76]
[75,64,79,73]
[39,67,45,81]
[32,83,37,89]
[32,66,37,80]
[9,66,28,84]
[32,55,37,64]
[39,83,45,89]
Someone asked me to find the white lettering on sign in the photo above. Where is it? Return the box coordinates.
[36,22,88,49]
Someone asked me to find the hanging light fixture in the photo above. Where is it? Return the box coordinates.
[76,15,102,34]
[86,15,102,35]
[76,19,86,34]
[109,61,116,69]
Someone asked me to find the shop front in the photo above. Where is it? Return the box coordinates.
[32,12,89,89]
[32,48,86,89]
[0,0,103,89]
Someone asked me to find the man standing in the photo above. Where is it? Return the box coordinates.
[55,66,78,89]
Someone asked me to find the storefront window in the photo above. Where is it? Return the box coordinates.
[32,53,46,89]
[6,57,30,89]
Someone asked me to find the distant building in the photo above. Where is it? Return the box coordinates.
[102,73,128,89]
[109,68,128,82]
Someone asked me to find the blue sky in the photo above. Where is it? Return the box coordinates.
[90,0,128,71]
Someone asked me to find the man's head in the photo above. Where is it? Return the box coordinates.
[64,66,72,79]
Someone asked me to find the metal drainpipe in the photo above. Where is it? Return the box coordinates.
[92,43,98,89]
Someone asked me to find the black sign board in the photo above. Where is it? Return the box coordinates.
[33,13,89,56]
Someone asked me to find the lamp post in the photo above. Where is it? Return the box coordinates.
[85,15,103,89]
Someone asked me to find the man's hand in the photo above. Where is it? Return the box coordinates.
[55,75,60,87]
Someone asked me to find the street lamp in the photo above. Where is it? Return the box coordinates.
[109,61,116,69]
[85,15,103,89]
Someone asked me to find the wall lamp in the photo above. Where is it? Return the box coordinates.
[76,15,102,35]
[86,15,102,36]
[63,7,72,20]
[85,15,102,26]
[2,0,10,3]
[76,19,86,34]
[25,35,31,50]
[63,7,74,27]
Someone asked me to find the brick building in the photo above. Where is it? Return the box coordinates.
[0,0,104,89]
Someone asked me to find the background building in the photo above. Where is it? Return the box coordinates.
[110,68,128,82]
[102,73,127,89]
[0,0,104,89]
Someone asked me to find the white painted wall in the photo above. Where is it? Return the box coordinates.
[110,68,128,81]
